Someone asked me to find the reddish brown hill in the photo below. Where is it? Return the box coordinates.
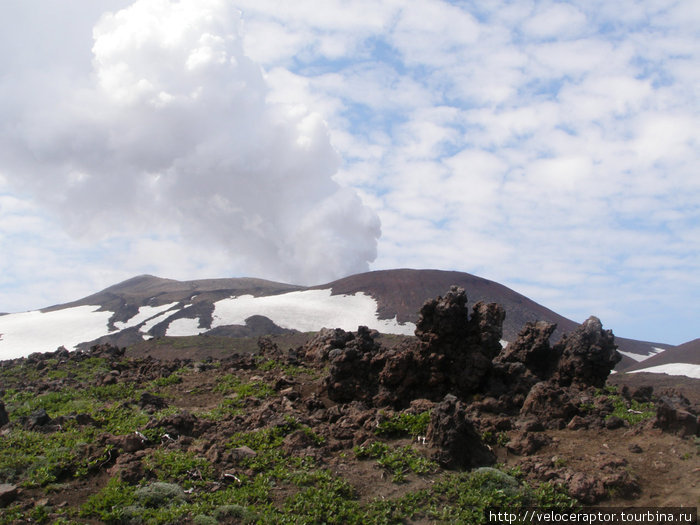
[318,268,579,342]
[29,269,678,367]
[625,338,700,372]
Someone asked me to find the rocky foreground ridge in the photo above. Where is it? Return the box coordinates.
[0,288,698,523]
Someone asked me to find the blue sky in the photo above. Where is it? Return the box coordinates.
[0,0,698,345]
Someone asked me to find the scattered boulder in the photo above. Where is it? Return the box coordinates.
[303,328,356,361]
[565,471,605,504]
[496,321,558,379]
[655,396,699,437]
[605,416,625,430]
[103,432,149,453]
[520,383,579,428]
[0,402,9,427]
[146,410,210,438]
[0,484,18,507]
[140,392,169,412]
[108,453,145,483]
[426,394,495,469]
[506,432,551,456]
[26,408,52,429]
[566,415,589,430]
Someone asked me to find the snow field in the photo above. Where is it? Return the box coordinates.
[629,363,700,380]
[0,306,113,359]
[211,289,416,335]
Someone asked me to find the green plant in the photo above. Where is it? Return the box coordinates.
[496,432,510,447]
[144,450,214,488]
[283,481,360,524]
[152,372,183,387]
[376,411,431,438]
[80,477,137,523]
[354,442,437,483]
[30,504,50,524]
[213,374,275,399]
[607,397,655,425]
[579,401,595,412]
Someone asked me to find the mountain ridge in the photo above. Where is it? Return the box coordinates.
[0,268,687,371]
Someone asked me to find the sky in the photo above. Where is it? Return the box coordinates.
[0,0,698,345]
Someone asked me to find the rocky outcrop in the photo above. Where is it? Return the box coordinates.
[426,395,495,469]
[324,287,506,407]
[551,317,620,388]
[496,321,558,379]
[321,287,621,433]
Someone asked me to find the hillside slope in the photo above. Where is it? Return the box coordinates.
[0,269,677,368]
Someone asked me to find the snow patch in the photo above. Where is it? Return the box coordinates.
[140,309,179,334]
[618,346,666,363]
[0,306,113,359]
[113,302,179,330]
[212,289,415,335]
[629,363,700,379]
[166,317,207,337]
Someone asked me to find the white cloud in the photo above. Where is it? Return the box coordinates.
[521,3,588,40]
[0,0,380,291]
[0,0,698,346]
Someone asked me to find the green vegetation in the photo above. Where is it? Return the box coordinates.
[144,449,214,488]
[375,410,430,438]
[0,344,582,524]
[354,441,438,482]
[595,385,656,425]
[481,430,510,447]
[198,374,277,420]
[213,373,275,398]
[255,356,318,378]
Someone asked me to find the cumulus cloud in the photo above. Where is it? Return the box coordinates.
[0,0,380,285]
[1,0,699,345]
[232,0,699,343]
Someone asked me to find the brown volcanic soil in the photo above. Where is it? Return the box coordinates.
[609,371,700,412]
[500,425,700,508]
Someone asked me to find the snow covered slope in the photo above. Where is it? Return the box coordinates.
[0,289,414,359]
[629,363,700,380]
[0,306,113,360]
[0,270,684,369]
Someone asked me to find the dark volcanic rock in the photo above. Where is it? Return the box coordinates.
[146,410,211,438]
[26,408,52,429]
[496,321,558,379]
[0,483,18,507]
[415,286,471,344]
[140,392,169,412]
[506,431,552,456]
[551,316,620,388]
[520,382,579,428]
[426,394,495,469]
[0,402,9,427]
[325,327,384,404]
[326,287,506,408]
[655,396,699,437]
